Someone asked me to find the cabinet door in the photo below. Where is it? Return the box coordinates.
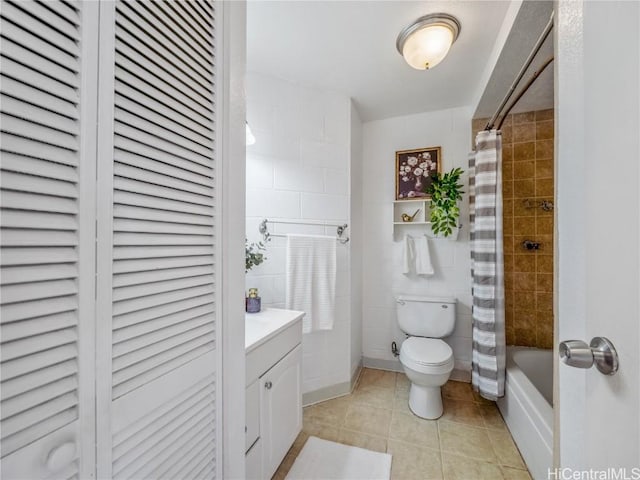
[0,1,99,478]
[94,1,219,478]
[260,345,302,479]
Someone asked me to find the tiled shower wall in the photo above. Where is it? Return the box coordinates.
[472,109,554,348]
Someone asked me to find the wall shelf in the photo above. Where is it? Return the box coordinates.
[393,199,461,240]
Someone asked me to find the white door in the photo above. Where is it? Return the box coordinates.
[0,2,99,478]
[94,1,219,478]
[556,0,640,471]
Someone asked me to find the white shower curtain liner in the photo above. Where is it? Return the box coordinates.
[469,129,506,401]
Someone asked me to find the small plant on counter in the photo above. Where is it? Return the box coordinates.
[245,239,267,272]
[427,167,464,237]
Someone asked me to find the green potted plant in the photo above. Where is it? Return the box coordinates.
[426,167,464,238]
[245,239,267,272]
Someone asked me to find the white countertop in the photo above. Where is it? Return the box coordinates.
[245,308,305,353]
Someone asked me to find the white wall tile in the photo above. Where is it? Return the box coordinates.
[361,106,473,372]
[273,160,324,192]
[300,193,348,220]
[246,72,354,395]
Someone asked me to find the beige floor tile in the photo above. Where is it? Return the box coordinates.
[441,452,505,480]
[442,380,475,402]
[337,428,387,453]
[472,390,496,405]
[358,368,397,390]
[392,394,413,415]
[387,439,443,480]
[303,395,351,426]
[440,398,485,427]
[302,421,340,443]
[352,384,395,410]
[502,466,533,479]
[438,420,498,463]
[344,403,392,437]
[488,430,526,469]
[396,373,411,393]
[479,404,508,431]
[389,410,440,451]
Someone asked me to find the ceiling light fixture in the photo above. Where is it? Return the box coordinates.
[396,13,461,70]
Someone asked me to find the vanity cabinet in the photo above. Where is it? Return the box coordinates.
[245,309,304,480]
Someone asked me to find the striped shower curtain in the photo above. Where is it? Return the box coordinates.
[469,130,505,400]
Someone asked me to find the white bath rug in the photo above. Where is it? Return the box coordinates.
[285,436,392,480]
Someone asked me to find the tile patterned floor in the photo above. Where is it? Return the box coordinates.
[273,368,531,480]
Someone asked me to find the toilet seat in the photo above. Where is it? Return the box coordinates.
[400,337,454,374]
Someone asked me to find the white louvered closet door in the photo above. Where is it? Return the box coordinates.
[0,1,99,479]
[96,1,219,479]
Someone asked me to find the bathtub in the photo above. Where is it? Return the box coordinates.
[497,347,553,480]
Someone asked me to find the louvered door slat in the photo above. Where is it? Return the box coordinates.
[1,133,78,166]
[1,95,78,134]
[115,11,213,98]
[113,274,213,301]
[1,153,78,181]
[1,38,78,88]
[113,304,215,344]
[2,1,80,50]
[39,0,81,26]
[172,1,214,44]
[1,1,89,472]
[116,94,213,150]
[114,145,213,186]
[2,376,76,418]
[1,76,78,118]
[114,166,214,200]
[106,1,217,477]
[1,360,76,401]
[0,264,77,285]
[136,1,214,76]
[0,18,79,68]
[113,265,213,288]
[1,57,79,104]
[112,294,213,331]
[114,189,214,215]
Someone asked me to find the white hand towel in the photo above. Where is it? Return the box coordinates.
[402,234,414,274]
[286,234,336,333]
[415,234,435,275]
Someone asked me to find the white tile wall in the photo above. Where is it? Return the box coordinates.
[361,106,473,374]
[245,72,353,394]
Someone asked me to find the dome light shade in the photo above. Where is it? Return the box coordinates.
[396,13,461,70]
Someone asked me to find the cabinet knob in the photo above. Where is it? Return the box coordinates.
[264,381,272,389]
[46,441,76,472]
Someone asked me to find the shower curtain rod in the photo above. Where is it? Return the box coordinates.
[485,11,554,131]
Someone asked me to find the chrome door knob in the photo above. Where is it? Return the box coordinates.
[559,336,619,375]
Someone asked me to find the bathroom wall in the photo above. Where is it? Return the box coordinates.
[245,72,353,395]
[361,106,473,379]
[472,109,554,348]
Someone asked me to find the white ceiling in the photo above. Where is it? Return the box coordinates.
[247,1,512,122]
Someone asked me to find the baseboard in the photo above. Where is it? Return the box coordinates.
[362,356,471,383]
[303,381,352,407]
[362,356,404,372]
[350,360,363,392]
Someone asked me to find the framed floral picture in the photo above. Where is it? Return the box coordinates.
[395,146,442,200]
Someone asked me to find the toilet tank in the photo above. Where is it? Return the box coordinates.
[396,295,457,337]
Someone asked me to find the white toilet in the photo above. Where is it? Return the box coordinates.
[396,295,456,419]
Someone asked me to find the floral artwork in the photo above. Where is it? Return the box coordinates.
[395,147,442,200]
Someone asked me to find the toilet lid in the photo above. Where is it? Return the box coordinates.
[402,337,453,366]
